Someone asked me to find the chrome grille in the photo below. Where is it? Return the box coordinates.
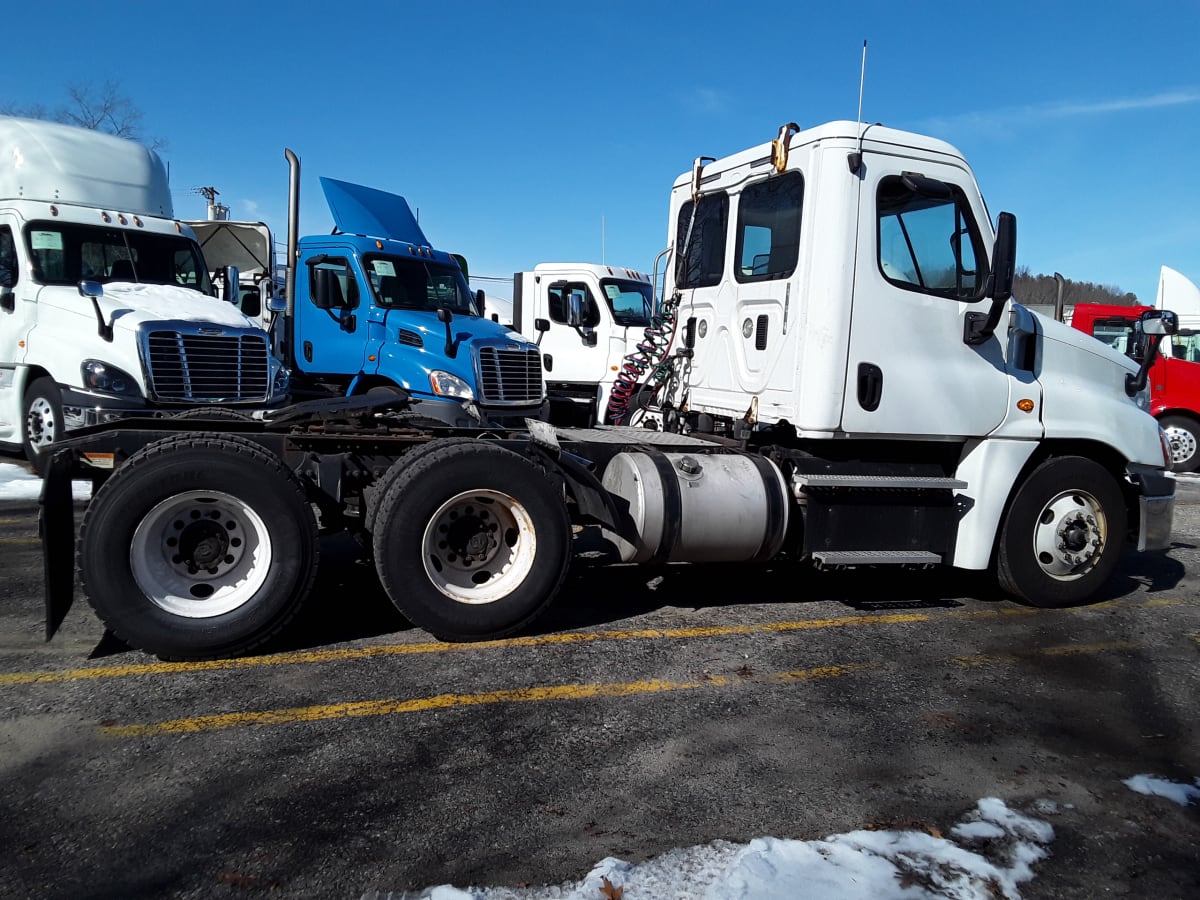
[145,331,271,402]
[477,347,543,404]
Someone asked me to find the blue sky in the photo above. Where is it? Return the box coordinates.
[5,1,1199,302]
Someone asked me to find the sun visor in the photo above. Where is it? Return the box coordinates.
[319,177,428,246]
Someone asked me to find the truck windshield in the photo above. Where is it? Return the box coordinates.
[24,221,215,294]
[600,278,654,327]
[364,255,479,316]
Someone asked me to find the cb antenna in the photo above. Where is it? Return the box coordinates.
[848,40,875,175]
[856,40,867,128]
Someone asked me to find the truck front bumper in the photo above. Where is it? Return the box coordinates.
[1127,464,1175,552]
[60,388,283,430]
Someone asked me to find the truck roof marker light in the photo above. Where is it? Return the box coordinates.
[375,240,383,249]
[101,212,111,223]
[133,216,143,227]
[368,354,377,362]
[175,222,182,233]
[117,214,127,225]
[49,205,58,216]
[1017,399,1035,413]
[409,245,416,255]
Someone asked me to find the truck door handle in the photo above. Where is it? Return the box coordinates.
[857,362,883,411]
[303,341,313,363]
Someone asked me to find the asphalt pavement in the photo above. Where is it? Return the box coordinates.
[0,455,1197,899]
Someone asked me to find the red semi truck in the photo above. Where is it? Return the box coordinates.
[1069,268,1200,472]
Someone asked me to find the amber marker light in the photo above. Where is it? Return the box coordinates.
[1017,399,1035,413]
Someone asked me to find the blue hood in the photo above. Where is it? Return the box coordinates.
[320,177,429,246]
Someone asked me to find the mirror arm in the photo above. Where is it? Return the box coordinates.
[78,281,114,342]
[1126,334,1163,397]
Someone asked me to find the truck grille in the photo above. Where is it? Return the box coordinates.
[145,331,271,402]
[477,347,543,404]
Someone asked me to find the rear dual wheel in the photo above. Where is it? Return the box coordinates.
[79,434,319,659]
[372,439,571,641]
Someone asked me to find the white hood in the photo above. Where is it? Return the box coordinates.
[98,282,264,330]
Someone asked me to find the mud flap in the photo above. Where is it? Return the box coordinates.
[39,450,76,640]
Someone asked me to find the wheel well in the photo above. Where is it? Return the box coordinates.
[1156,408,1200,426]
[19,366,52,398]
[350,376,404,395]
[998,438,1144,553]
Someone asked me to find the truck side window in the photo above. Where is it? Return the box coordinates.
[1093,319,1140,358]
[547,283,600,327]
[309,259,358,308]
[0,227,17,288]
[735,172,803,283]
[676,193,729,289]
[876,176,984,299]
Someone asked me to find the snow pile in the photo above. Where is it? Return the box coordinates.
[369,798,1054,900]
[0,461,91,501]
[1124,774,1200,807]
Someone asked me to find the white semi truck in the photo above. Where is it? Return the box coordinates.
[507,263,658,426]
[41,119,1177,661]
[0,116,289,465]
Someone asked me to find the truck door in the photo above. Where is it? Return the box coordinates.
[538,279,610,390]
[842,158,1010,437]
[293,254,372,377]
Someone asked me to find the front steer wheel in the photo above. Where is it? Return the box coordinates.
[78,433,319,660]
[995,456,1126,608]
[23,377,63,471]
[1159,415,1200,473]
[372,439,571,642]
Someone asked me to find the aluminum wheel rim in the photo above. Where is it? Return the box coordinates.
[25,397,57,450]
[130,490,272,617]
[421,489,536,604]
[1031,488,1107,581]
[1164,424,1197,467]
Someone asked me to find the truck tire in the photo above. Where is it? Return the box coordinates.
[372,438,571,641]
[995,456,1126,608]
[1159,415,1200,473]
[78,433,319,660]
[23,377,63,470]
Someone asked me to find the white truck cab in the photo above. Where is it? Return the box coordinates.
[511,262,655,426]
[0,117,288,465]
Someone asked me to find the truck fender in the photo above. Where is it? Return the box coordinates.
[534,444,623,532]
[950,438,1038,570]
[40,448,77,640]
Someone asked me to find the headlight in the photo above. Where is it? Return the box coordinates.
[81,360,142,398]
[271,360,290,396]
[429,370,474,400]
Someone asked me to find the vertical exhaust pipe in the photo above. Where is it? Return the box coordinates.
[285,149,300,320]
[1054,272,1066,322]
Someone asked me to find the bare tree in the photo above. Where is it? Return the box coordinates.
[1,82,166,151]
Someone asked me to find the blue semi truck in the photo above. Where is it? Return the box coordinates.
[197,152,547,427]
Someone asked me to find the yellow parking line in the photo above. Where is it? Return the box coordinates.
[104,663,881,737]
[105,636,1142,737]
[0,612,931,686]
[2,596,1192,688]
